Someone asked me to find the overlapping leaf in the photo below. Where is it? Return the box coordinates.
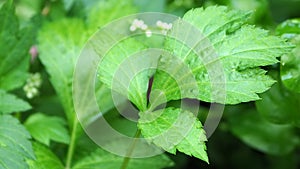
[24,113,70,146]
[0,115,35,169]
[0,89,31,114]
[138,107,208,163]
[0,0,33,91]
[27,142,64,169]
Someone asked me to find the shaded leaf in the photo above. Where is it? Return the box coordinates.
[0,115,35,169]
[255,72,300,126]
[0,89,31,114]
[0,0,33,91]
[25,113,70,146]
[276,19,300,93]
[227,108,299,155]
[72,148,173,169]
[27,142,64,169]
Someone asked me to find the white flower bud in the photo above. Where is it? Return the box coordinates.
[130,25,137,32]
[145,29,152,37]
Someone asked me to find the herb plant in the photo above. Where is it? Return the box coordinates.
[0,0,299,169]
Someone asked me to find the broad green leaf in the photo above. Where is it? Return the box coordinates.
[38,18,88,127]
[0,89,31,114]
[98,39,151,111]
[227,108,299,155]
[27,142,64,169]
[24,113,70,146]
[0,115,35,169]
[87,0,137,32]
[72,148,174,169]
[138,107,208,163]
[152,6,292,104]
[255,73,300,126]
[0,0,33,91]
[276,19,300,93]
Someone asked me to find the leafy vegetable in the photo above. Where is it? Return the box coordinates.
[0,89,31,114]
[0,115,35,169]
[24,113,70,146]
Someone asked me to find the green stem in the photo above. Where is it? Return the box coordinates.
[65,117,78,169]
[120,129,142,169]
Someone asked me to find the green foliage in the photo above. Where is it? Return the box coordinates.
[138,107,208,163]
[97,5,292,164]
[0,0,33,91]
[98,39,149,111]
[38,18,88,127]
[153,6,292,104]
[256,74,300,126]
[0,115,35,169]
[226,107,299,155]
[276,19,300,93]
[72,148,174,169]
[0,89,31,114]
[87,0,137,32]
[0,0,299,169]
[24,113,70,146]
[27,142,64,169]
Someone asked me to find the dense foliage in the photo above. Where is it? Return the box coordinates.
[0,0,299,169]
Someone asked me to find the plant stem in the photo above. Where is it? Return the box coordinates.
[120,129,142,169]
[65,117,78,169]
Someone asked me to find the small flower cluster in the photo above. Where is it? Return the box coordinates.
[23,73,42,99]
[129,19,173,37]
[130,19,152,37]
[156,20,172,35]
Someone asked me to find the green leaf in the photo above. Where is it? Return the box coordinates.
[27,142,64,169]
[276,19,300,93]
[0,0,33,91]
[0,89,31,114]
[276,18,300,40]
[98,38,151,111]
[255,72,300,126]
[87,0,137,32]
[138,107,208,163]
[38,18,88,127]
[24,113,70,146]
[72,148,174,169]
[0,115,35,169]
[227,107,299,155]
[152,6,292,104]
